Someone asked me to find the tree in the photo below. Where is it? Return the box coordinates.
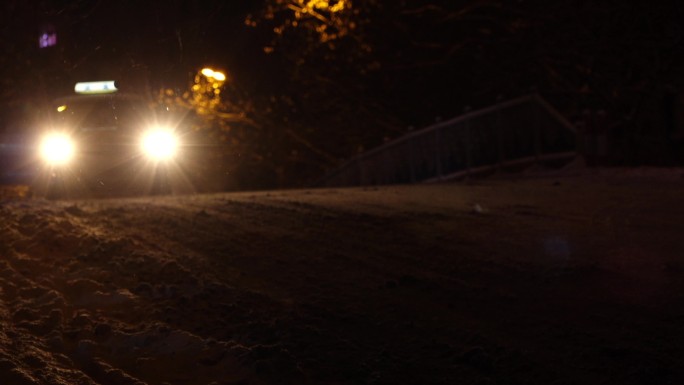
[248,0,684,170]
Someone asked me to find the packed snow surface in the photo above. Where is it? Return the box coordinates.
[1,169,683,384]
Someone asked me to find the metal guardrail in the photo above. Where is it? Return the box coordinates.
[318,94,577,187]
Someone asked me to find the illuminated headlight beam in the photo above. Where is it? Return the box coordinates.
[141,129,178,161]
[40,133,74,166]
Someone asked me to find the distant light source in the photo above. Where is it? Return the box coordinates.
[212,72,226,81]
[74,81,118,94]
[39,24,57,48]
[39,32,57,48]
[56,105,67,112]
[201,68,215,78]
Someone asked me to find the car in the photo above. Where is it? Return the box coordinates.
[31,81,226,199]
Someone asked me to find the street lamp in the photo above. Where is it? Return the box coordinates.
[192,67,227,114]
[201,68,226,82]
[211,71,226,82]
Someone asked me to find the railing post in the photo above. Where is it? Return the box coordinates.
[355,158,363,186]
[497,109,504,168]
[534,102,542,160]
[409,140,416,183]
[465,120,472,176]
[435,127,442,179]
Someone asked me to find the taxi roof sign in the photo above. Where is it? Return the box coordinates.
[74,81,118,94]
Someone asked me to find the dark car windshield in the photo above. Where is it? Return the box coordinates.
[54,95,150,132]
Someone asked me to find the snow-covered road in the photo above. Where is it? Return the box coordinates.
[1,173,683,384]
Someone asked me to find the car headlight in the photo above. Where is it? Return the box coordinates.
[40,133,74,166]
[141,128,178,161]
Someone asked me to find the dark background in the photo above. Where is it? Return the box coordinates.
[1,0,683,188]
